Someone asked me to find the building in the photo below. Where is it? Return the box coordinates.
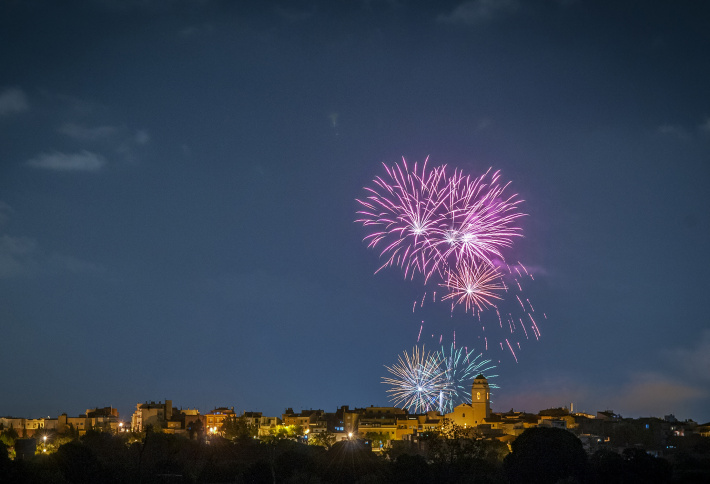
[204,407,236,435]
[131,400,174,432]
[445,374,491,428]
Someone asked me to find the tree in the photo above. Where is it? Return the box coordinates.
[504,427,587,484]
[364,431,391,450]
[309,430,335,449]
[221,415,257,440]
[187,418,204,440]
[265,424,304,442]
[0,427,19,447]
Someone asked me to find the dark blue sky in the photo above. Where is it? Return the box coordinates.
[1,0,709,423]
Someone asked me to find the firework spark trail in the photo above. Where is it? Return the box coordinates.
[527,299,534,312]
[382,346,446,413]
[515,295,525,310]
[529,314,541,339]
[505,339,518,363]
[519,318,529,339]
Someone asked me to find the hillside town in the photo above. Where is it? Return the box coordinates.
[3,375,708,460]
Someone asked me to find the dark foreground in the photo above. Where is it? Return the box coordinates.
[1,427,709,483]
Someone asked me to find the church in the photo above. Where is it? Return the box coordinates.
[445,374,491,428]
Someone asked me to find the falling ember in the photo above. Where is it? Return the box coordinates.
[506,339,518,363]
[527,299,534,312]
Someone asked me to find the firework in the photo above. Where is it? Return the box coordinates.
[440,262,505,313]
[433,168,525,269]
[355,157,448,280]
[437,344,498,414]
[383,345,499,414]
[357,160,525,281]
[359,158,541,363]
[382,346,447,413]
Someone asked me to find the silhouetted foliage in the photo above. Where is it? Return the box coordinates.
[53,440,102,484]
[504,427,587,484]
[620,447,672,484]
[0,426,705,484]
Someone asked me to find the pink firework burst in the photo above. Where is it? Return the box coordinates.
[434,168,525,268]
[356,157,449,280]
[357,159,525,282]
[440,262,505,313]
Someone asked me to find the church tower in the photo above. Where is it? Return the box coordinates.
[471,374,491,423]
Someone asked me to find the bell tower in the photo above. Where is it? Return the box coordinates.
[471,374,491,424]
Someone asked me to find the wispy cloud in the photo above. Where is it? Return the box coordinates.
[614,372,708,417]
[657,124,691,139]
[437,0,520,24]
[0,87,29,116]
[134,129,150,145]
[497,368,708,419]
[0,235,104,278]
[0,235,39,278]
[58,122,118,140]
[664,330,710,383]
[26,150,107,172]
[657,118,710,139]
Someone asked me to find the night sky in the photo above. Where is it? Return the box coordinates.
[1,1,709,424]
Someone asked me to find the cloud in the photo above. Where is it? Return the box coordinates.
[0,233,103,278]
[495,373,593,413]
[437,0,520,24]
[26,150,107,172]
[496,368,708,420]
[657,124,691,139]
[699,117,710,135]
[664,330,710,383]
[0,87,29,115]
[614,372,708,417]
[58,122,118,140]
[47,254,104,274]
[134,129,150,145]
[0,235,39,278]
